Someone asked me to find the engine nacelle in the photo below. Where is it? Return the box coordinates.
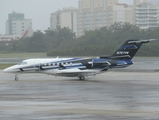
[92,58,111,67]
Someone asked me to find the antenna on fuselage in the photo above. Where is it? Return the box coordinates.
[56,56,59,59]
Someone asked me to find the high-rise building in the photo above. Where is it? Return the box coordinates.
[50,8,78,35]
[134,0,147,6]
[135,3,159,29]
[77,0,134,37]
[147,0,159,6]
[50,11,61,31]
[50,0,159,37]
[134,0,141,6]
[6,11,32,35]
[108,4,134,26]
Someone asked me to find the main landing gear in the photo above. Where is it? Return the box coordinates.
[78,75,85,80]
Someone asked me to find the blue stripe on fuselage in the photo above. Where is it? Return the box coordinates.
[117,60,133,65]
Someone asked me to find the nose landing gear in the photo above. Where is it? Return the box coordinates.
[15,75,19,81]
[15,74,20,81]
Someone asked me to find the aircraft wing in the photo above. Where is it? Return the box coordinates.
[55,68,101,77]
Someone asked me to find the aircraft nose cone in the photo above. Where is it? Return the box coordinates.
[3,65,19,73]
[3,68,9,73]
[3,67,14,73]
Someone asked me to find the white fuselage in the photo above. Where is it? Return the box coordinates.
[3,58,101,77]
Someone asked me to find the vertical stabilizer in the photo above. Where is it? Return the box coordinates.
[111,39,156,60]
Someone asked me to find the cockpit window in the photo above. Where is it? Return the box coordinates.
[18,62,27,65]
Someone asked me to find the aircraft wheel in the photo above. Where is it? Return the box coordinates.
[15,77,18,81]
[79,76,85,80]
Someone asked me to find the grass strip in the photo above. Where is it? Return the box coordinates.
[0,64,15,69]
[0,53,46,58]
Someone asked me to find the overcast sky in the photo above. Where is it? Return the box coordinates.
[0,0,133,35]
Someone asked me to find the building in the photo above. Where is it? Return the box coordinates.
[77,0,118,37]
[50,11,61,30]
[49,0,159,37]
[50,8,78,35]
[111,4,134,25]
[6,11,24,35]
[135,3,159,29]
[147,0,159,6]
[1,26,34,41]
[77,0,135,37]
[6,11,32,36]
[0,35,21,41]
[134,0,147,6]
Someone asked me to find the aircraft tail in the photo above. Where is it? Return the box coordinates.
[109,39,156,60]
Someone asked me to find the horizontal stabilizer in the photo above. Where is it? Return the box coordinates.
[128,39,157,44]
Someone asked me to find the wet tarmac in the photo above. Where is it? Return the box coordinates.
[0,70,159,120]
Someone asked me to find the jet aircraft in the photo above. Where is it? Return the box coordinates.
[3,39,156,81]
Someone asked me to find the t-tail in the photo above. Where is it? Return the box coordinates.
[109,39,156,60]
